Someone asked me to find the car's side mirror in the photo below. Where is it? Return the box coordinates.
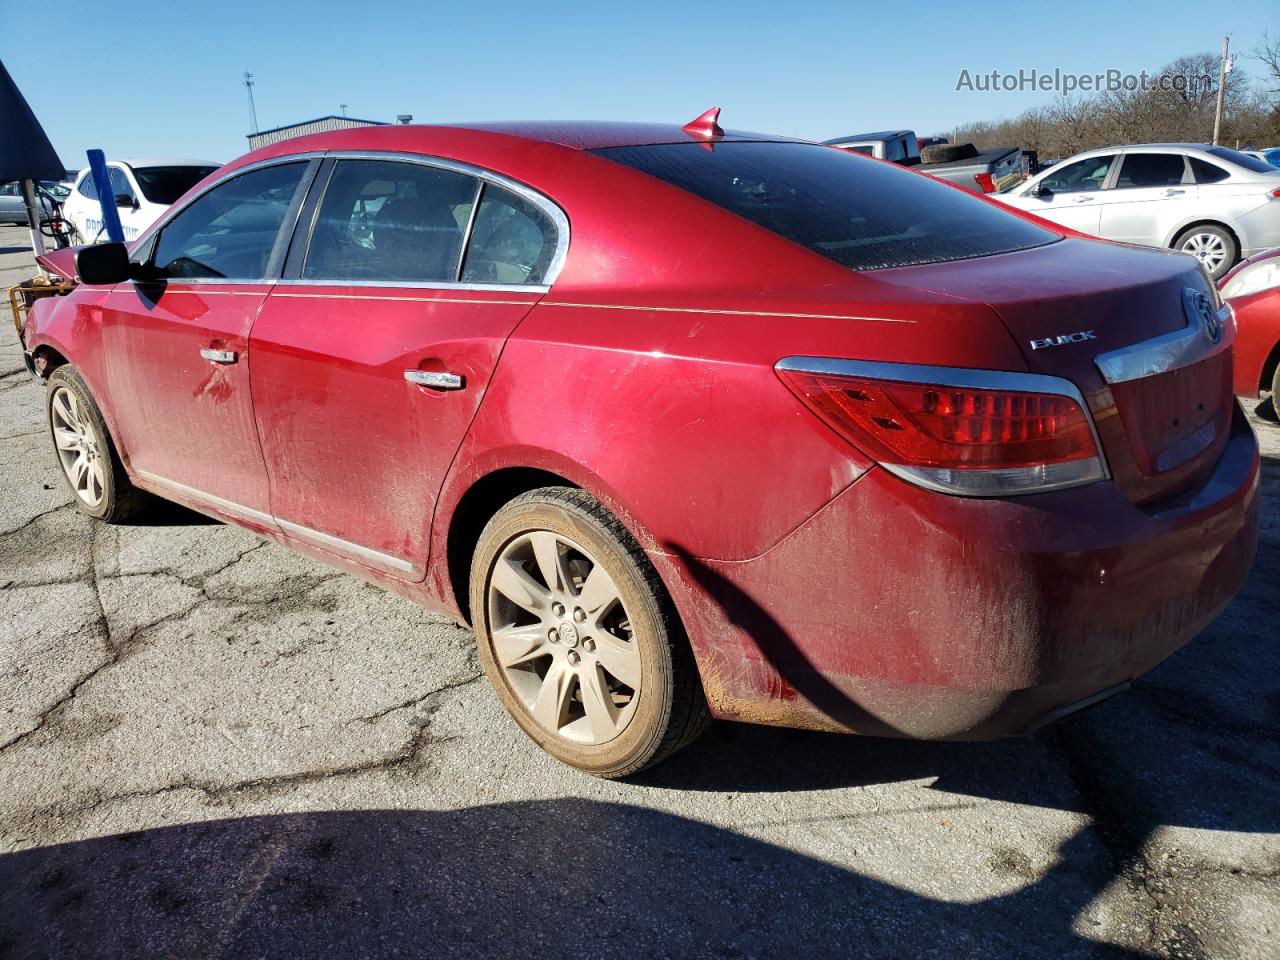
[1032,183,1053,198]
[75,242,132,285]
[114,193,137,209]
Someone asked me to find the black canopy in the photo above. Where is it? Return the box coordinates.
[0,59,63,184]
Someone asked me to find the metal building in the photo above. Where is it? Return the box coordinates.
[247,115,388,150]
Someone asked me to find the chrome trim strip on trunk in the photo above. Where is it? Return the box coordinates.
[133,470,414,574]
[1094,301,1235,385]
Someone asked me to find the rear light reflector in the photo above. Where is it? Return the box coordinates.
[974,172,997,193]
[776,358,1107,496]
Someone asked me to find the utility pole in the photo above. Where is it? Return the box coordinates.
[339,102,348,117]
[244,71,259,134]
[1212,35,1229,146]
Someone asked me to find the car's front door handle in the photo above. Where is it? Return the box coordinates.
[1073,195,1095,203]
[405,370,464,390]
[200,348,237,364]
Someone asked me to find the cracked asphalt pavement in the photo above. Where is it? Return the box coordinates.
[0,224,1277,959]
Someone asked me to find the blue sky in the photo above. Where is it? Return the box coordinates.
[5,0,1276,170]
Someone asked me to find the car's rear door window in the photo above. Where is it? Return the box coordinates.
[1113,153,1188,188]
[303,159,479,283]
[460,184,558,285]
[152,162,308,280]
[595,141,1057,271]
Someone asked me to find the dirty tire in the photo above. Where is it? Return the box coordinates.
[45,365,149,523]
[470,487,710,777]
[921,142,979,163]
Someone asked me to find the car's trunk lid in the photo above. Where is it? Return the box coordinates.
[870,237,1235,504]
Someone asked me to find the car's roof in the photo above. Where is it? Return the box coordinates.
[410,121,800,150]
[1075,143,1221,153]
[822,130,912,144]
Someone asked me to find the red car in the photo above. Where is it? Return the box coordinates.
[1221,247,1280,401]
[21,116,1259,776]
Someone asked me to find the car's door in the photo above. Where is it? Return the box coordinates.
[99,158,316,524]
[249,156,563,578]
[1009,154,1118,234]
[1097,151,1195,246]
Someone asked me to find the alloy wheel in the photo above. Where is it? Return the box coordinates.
[50,386,106,508]
[1180,231,1229,275]
[486,530,642,745]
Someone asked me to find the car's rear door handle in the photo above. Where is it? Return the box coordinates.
[200,348,237,364]
[405,370,464,390]
[1165,188,1186,196]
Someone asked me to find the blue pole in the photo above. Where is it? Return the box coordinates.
[86,149,126,244]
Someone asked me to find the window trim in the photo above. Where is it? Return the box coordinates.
[129,150,569,291]
[284,150,569,292]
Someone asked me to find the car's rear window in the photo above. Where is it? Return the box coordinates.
[1205,147,1275,174]
[593,141,1058,271]
[132,165,219,205]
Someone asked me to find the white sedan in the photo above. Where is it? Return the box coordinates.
[995,143,1280,278]
[62,159,220,244]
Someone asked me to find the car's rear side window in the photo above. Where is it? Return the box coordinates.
[460,184,557,285]
[304,159,479,283]
[1189,158,1230,184]
[594,142,1057,271]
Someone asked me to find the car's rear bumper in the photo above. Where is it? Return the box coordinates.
[653,403,1260,739]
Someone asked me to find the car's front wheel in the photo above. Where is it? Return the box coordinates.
[45,365,148,522]
[1174,224,1237,280]
[469,487,709,777]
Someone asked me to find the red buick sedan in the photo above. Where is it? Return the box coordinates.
[21,117,1259,776]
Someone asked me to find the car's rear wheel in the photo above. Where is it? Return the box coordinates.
[45,366,148,522]
[469,487,709,777]
[1174,224,1237,280]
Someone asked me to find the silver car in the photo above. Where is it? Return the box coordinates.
[0,181,61,225]
[996,143,1280,278]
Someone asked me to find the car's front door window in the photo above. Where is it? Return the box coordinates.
[152,162,308,280]
[1038,155,1116,194]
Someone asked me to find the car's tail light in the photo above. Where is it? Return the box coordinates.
[776,358,1108,496]
[974,172,996,193]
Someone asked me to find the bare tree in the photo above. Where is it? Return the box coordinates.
[1253,31,1280,95]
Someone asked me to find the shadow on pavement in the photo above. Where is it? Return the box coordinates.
[0,802,1147,960]
[132,499,221,527]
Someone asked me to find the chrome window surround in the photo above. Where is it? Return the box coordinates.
[126,150,570,292]
[775,356,1111,496]
[1094,301,1235,385]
